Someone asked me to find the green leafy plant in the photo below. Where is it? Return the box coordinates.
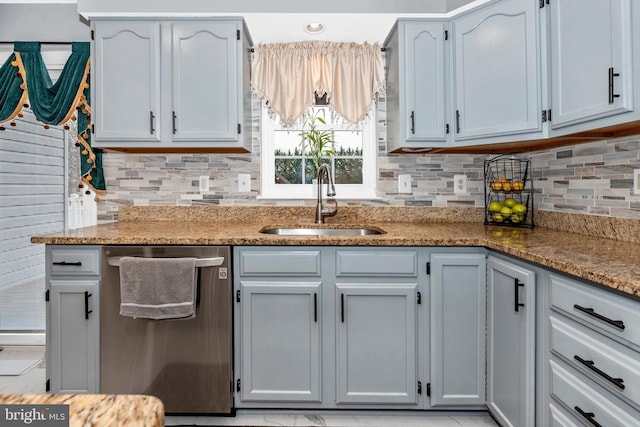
[299,109,336,172]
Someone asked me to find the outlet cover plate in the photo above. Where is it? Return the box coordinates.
[199,176,209,192]
[454,174,467,194]
[238,173,251,192]
[634,169,640,195]
[398,174,412,194]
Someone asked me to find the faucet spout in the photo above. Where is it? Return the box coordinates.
[316,164,338,224]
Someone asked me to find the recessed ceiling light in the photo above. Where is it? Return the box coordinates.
[305,22,325,34]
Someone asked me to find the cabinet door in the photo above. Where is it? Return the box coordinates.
[93,21,161,142]
[549,0,633,129]
[487,256,536,427]
[171,21,239,142]
[430,253,486,406]
[48,280,99,393]
[452,0,540,140]
[403,21,447,142]
[335,283,418,404]
[239,281,321,402]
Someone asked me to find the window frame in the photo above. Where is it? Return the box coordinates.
[259,105,378,200]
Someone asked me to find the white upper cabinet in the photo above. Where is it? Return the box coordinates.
[92,21,161,143]
[92,18,252,152]
[451,0,541,141]
[385,20,448,152]
[547,0,635,131]
[171,22,239,142]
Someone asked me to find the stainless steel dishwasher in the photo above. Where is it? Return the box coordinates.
[100,246,233,414]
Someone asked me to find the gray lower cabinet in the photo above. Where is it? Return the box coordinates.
[545,273,640,426]
[335,282,417,404]
[429,253,486,407]
[238,281,322,402]
[234,247,424,409]
[487,255,536,427]
[46,245,101,394]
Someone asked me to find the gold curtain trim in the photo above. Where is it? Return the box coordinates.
[77,130,106,196]
[4,52,29,123]
[59,58,91,126]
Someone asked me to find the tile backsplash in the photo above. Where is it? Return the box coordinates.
[97,99,640,222]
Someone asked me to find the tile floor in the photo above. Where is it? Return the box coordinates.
[165,411,498,426]
[0,346,46,394]
[0,347,497,427]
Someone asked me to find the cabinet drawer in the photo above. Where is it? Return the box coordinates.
[550,274,640,349]
[49,247,101,276]
[238,250,321,276]
[549,403,579,427]
[550,315,640,408]
[550,359,640,427]
[336,250,417,277]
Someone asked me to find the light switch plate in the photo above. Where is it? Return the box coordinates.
[454,174,467,194]
[398,174,412,194]
[238,173,251,192]
[634,169,640,195]
[199,176,209,192]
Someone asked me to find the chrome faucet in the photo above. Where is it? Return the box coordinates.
[315,163,338,224]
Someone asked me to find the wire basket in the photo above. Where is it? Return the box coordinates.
[484,155,534,228]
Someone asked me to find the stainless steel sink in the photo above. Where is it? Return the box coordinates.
[259,226,385,236]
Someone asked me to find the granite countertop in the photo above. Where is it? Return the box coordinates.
[0,393,164,426]
[31,206,640,298]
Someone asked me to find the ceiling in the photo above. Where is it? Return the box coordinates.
[0,0,482,44]
[73,0,481,44]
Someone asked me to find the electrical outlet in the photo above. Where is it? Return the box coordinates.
[634,169,640,195]
[238,174,251,192]
[454,174,467,194]
[398,174,412,194]
[199,176,209,192]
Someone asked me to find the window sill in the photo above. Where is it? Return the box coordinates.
[257,193,382,201]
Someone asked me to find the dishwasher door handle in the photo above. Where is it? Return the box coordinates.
[107,256,224,268]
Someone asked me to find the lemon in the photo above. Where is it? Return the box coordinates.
[511,212,524,223]
[503,198,517,208]
[512,203,527,214]
[500,206,512,216]
[488,201,503,212]
[492,213,504,223]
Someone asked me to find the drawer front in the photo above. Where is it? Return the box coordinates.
[550,315,640,408]
[239,250,321,276]
[49,246,101,276]
[549,403,579,427]
[550,274,640,348]
[550,359,640,427]
[336,250,418,277]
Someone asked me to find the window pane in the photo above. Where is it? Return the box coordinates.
[334,131,363,155]
[335,159,363,184]
[304,158,331,184]
[274,130,303,156]
[275,158,303,184]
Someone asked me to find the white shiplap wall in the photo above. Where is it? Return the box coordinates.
[0,111,66,290]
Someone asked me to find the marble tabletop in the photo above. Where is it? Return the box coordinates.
[0,393,164,426]
[30,206,640,298]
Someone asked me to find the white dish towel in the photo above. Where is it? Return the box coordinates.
[119,257,198,320]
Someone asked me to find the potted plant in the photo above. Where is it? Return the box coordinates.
[299,108,336,180]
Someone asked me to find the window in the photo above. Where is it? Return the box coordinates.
[260,104,377,199]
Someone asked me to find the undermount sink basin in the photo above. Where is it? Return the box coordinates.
[259,226,386,236]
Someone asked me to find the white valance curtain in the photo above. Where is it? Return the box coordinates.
[251,41,385,127]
